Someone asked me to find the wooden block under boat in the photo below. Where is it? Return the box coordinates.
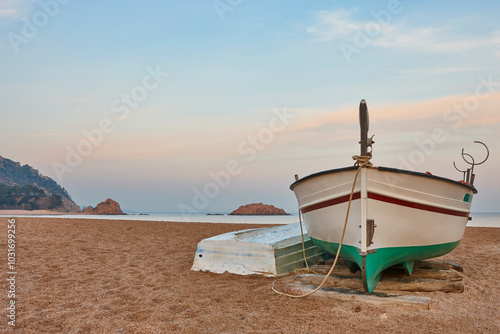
[310,265,462,281]
[293,274,464,293]
[322,258,464,272]
[283,283,431,310]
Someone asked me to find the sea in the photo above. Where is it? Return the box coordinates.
[3,212,500,228]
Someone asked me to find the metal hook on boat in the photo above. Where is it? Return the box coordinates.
[472,141,489,165]
[368,135,375,149]
[461,149,475,166]
[457,141,489,186]
[461,152,475,184]
[453,161,468,183]
[461,141,490,166]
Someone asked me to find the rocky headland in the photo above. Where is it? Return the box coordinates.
[229,203,289,215]
[0,155,128,215]
[82,199,125,215]
[0,155,80,212]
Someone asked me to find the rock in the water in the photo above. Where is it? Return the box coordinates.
[229,203,289,215]
[82,199,125,215]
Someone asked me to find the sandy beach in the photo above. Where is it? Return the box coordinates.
[1,217,498,333]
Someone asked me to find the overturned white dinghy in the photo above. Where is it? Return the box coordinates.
[191,223,327,276]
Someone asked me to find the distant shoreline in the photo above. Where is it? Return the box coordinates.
[0,209,75,215]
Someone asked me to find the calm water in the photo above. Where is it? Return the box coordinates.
[3,212,500,227]
[467,212,500,228]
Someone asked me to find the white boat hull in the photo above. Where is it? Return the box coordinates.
[291,166,475,292]
[191,223,326,276]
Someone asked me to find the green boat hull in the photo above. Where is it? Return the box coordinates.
[311,237,461,293]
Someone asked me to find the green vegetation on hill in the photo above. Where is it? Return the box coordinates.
[0,156,71,199]
[0,155,79,211]
[0,184,64,210]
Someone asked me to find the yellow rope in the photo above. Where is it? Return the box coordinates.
[272,155,371,298]
[293,208,313,275]
[353,154,373,167]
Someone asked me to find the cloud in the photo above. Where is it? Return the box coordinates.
[493,31,500,44]
[369,26,486,53]
[306,8,365,42]
[0,0,34,18]
[0,8,18,17]
[399,66,491,76]
[494,31,500,57]
[283,92,500,144]
[306,9,489,54]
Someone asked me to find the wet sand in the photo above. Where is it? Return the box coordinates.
[1,218,498,333]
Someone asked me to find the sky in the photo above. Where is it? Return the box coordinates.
[1,0,499,213]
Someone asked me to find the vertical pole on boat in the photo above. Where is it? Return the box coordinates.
[359,100,369,157]
[359,99,370,292]
[359,100,369,256]
[360,170,368,253]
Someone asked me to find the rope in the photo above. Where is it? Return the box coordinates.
[293,208,313,275]
[272,155,371,298]
[353,154,373,167]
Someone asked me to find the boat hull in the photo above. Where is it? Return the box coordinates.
[291,166,475,293]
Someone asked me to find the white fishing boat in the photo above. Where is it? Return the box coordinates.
[290,100,488,293]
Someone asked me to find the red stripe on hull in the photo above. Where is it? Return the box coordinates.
[367,192,469,218]
[301,192,360,214]
[301,192,469,218]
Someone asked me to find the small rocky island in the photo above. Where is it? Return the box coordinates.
[82,199,125,215]
[229,203,290,216]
